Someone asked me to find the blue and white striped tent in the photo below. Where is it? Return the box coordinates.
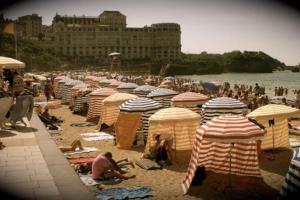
[147,88,178,108]
[280,147,300,197]
[120,97,163,113]
[61,79,83,104]
[201,97,248,124]
[119,97,164,142]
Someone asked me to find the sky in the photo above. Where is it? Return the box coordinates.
[1,0,300,66]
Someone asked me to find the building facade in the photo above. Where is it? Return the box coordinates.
[52,11,181,64]
[17,14,42,39]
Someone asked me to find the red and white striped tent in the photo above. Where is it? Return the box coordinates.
[182,115,265,194]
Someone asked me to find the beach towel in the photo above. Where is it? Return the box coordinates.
[70,122,96,127]
[135,159,162,170]
[81,132,114,141]
[289,137,300,148]
[68,156,96,164]
[80,175,120,186]
[63,147,99,156]
[95,186,154,200]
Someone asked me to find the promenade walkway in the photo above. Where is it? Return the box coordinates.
[0,113,95,200]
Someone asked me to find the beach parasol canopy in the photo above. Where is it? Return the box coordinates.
[270,96,296,107]
[0,56,25,69]
[133,85,157,93]
[145,107,200,152]
[280,147,300,197]
[119,97,163,113]
[201,81,221,92]
[200,115,266,143]
[182,115,265,194]
[117,82,139,89]
[247,104,300,150]
[164,76,175,81]
[247,104,300,120]
[147,88,178,98]
[108,52,120,56]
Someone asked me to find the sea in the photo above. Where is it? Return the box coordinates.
[176,70,300,98]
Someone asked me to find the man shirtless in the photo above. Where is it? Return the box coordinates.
[92,152,135,180]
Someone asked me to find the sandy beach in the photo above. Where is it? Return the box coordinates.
[47,103,297,200]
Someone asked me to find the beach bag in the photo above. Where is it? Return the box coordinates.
[191,166,206,186]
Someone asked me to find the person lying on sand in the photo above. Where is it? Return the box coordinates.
[59,139,83,152]
[92,152,135,180]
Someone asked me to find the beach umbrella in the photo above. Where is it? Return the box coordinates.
[116,98,163,149]
[201,97,248,124]
[164,76,175,81]
[0,56,25,69]
[145,107,200,153]
[133,85,157,97]
[147,88,178,108]
[117,82,139,93]
[270,96,296,106]
[201,81,221,93]
[98,93,137,128]
[99,79,115,87]
[247,104,300,151]
[280,147,300,198]
[171,92,209,114]
[108,80,123,89]
[108,52,120,56]
[182,115,265,194]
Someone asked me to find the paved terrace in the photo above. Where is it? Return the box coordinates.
[0,113,95,200]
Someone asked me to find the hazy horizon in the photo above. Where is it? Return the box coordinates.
[1,0,300,66]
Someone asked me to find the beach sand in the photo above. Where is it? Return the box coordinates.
[48,104,295,200]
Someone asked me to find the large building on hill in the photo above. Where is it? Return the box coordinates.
[17,14,42,39]
[51,11,181,64]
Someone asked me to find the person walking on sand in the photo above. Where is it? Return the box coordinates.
[92,152,135,180]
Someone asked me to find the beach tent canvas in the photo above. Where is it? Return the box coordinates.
[201,97,248,124]
[247,104,300,150]
[115,97,163,149]
[115,112,142,149]
[182,115,265,194]
[145,107,200,154]
[98,93,137,128]
[171,92,209,114]
[86,88,116,121]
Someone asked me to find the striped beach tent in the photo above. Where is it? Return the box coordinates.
[133,85,157,97]
[98,93,137,128]
[61,79,83,104]
[54,78,70,99]
[280,147,300,197]
[73,89,92,115]
[247,104,300,150]
[182,115,265,194]
[201,97,248,124]
[86,88,116,120]
[171,92,209,114]
[145,107,200,154]
[70,83,88,106]
[117,82,139,94]
[147,88,178,108]
[115,97,163,149]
